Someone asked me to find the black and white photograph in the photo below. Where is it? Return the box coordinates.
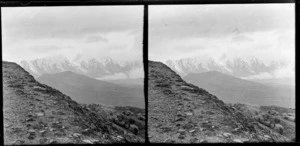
[2,6,145,144]
[1,0,297,145]
[148,4,295,143]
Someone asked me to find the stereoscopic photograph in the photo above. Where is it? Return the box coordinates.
[2,6,145,144]
[1,1,297,145]
[148,4,295,143]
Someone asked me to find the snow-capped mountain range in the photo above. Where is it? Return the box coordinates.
[18,54,144,80]
[163,55,294,79]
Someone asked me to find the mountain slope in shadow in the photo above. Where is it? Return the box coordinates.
[37,71,144,108]
[148,60,290,143]
[3,61,144,145]
[183,71,295,108]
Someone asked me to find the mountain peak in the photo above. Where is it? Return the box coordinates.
[19,55,143,79]
[164,55,290,79]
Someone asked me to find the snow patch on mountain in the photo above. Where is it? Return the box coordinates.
[18,54,143,80]
[164,55,293,79]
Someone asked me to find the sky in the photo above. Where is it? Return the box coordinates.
[149,4,295,65]
[2,6,143,63]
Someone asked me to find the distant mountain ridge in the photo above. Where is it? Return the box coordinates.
[19,55,143,79]
[37,71,144,108]
[183,71,295,108]
[164,56,291,78]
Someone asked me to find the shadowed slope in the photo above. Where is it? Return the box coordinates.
[183,71,295,108]
[37,71,144,108]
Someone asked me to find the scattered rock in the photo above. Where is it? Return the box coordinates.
[32,124,43,130]
[82,139,95,144]
[54,131,66,137]
[233,128,239,132]
[223,132,231,137]
[176,112,186,117]
[33,86,46,90]
[190,137,199,143]
[73,133,81,137]
[155,123,162,128]
[161,126,172,133]
[165,139,176,143]
[178,134,185,139]
[177,103,183,106]
[48,139,58,144]
[14,140,25,145]
[28,133,36,140]
[57,111,65,115]
[39,138,48,144]
[177,129,185,134]
[189,129,195,133]
[199,139,208,143]
[183,97,192,101]
[264,135,271,140]
[35,112,44,117]
[175,123,181,127]
[28,129,35,133]
[39,130,46,133]
[185,112,193,116]
[117,135,124,140]
[90,139,100,143]
[174,117,185,122]
[205,131,214,136]
[233,139,243,143]
[182,123,194,130]
[27,114,35,118]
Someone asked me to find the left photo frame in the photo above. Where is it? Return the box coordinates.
[2,5,146,144]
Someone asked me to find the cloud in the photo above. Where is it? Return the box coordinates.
[149,4,295,64]
[243,66,295,80]
[29,45,64,53]
[97,73,128,80]
[128,67,144,78]
[96,67,144,80]
[150,4,294,43]
[2,6,143,63]
[2,6,143,41]
[86,35,109,43]
[232,35,254,43]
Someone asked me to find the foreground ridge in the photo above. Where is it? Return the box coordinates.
[148,60,291,143]
[3,61,144,144]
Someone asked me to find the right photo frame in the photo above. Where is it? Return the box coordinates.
[148,3,295,143]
